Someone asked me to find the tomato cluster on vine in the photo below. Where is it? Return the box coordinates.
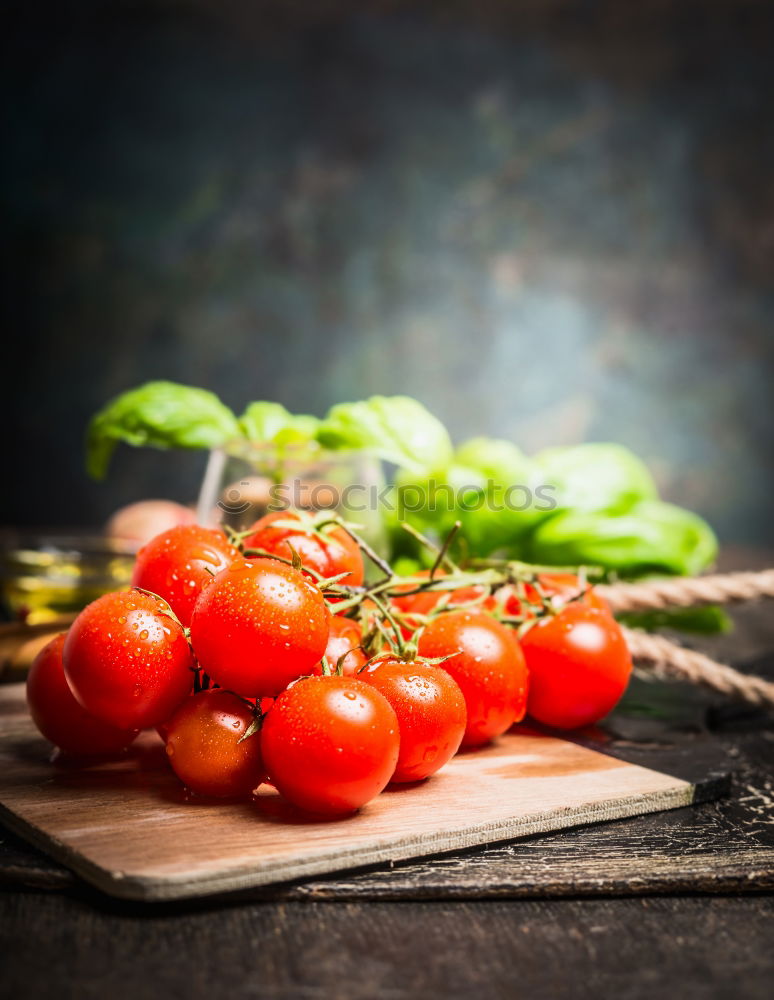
[26,510,633,817]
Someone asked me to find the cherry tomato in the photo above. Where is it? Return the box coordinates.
[391,570,495,636]
[160,694,276,745]
[389,569,438,616]
[360,657,466,782]
[496,573,609,619]
[260,675,399,814]
[319,616,367,676]
[63,591,194,729]
[27,634,139,756]
[243,510,364,586]
[164,690,264,797]
[189,558,331,697]
[520,604,632,729]
[131,525,239,626]
[417,610,529,748]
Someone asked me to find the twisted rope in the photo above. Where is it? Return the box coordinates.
[598,569,774,613]
[622,627,774,710]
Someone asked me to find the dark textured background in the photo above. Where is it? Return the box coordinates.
[2,1,773,542]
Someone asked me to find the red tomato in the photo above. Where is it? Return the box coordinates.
[360,658,466,782]
[243,510,364,586]
[520,604,632,729]
[389,569,437,615]
[27,634,139,756]
[496,573,609,619]
[164,690,264,798]
[417,610,529,748]
[63,591,194,730]
[189,558,331,697]
[391,570,495,631]
[260,675,400,814]
[319,616,367,676]
[131,525,239,626]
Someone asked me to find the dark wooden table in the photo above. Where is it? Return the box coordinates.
[2,586,773,999]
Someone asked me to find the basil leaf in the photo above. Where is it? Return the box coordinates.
[240,402,320,446]
[454,437,530,484]
[86,381,240,480]
[392,462,486,545]
[317,396,453,472]
[535,443,658,514]
[618,605,732,635]
[446,450,549,555]
[529,500,718,576]
[392,555,424,577]
[393,453,550,558]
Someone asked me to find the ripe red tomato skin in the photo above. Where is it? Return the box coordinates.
[164,690,264,798]
[497,574,609,619]
[391,570,495,619]
[360,658,467,782]
[417,610,529,748]
[131,525,239,627]
[27,634,139,756]
[243,510,364,586]
[189,558,331,698]
[520,604,632,730]
[63,591,194,730]
[390,572,496,642]
[260,675,400,815]
[390,569,437,616]
[317,616,366,676]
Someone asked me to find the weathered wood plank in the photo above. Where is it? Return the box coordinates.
[2,892,773,1000]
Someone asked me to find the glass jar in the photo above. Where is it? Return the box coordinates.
[196,442,388,555]
[0,533,136,626]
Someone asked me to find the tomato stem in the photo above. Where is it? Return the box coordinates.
[368,593,406,656]
[430,520,462,579]
[327,517,394,582]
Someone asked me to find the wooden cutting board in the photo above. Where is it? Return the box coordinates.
[0,682,703,902]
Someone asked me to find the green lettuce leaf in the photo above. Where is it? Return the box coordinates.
[529,499,718,576]
[86,381,240,480]
[317,396,453,472]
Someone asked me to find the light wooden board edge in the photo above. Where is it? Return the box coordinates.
[0,782,696,902]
